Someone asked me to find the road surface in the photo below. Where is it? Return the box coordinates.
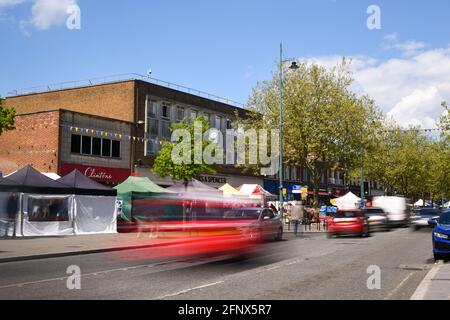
[0,228,436,300]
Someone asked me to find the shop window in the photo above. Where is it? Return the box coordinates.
[71,134,81,153]
[92,137,101,156]
[102,139,111,157]
[81,136,92,155]
[112,140,121,158]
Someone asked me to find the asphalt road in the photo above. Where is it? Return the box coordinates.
[0,227,436,300]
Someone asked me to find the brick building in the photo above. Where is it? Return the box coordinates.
[1,77,262,187]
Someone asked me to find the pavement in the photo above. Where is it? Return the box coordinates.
[0,233,187,263]
[411,260,450,300]
[0,228,444,300]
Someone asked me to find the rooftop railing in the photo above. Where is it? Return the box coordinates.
[7,73,245,108]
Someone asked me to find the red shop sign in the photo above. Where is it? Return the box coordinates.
[60,163,131,183]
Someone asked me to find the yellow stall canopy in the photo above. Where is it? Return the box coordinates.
[219,183,247,197]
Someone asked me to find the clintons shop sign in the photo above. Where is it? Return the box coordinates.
[61,163,130,183]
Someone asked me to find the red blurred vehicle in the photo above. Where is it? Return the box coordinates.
[327,209,370,238]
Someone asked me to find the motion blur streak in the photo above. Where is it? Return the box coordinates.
[113,192,269,262]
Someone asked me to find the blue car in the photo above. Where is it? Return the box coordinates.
[428,209,450,261]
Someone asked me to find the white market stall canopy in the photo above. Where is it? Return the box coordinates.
[333,192,361,209]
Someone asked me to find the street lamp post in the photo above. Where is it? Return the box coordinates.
[360,146,365,209]
[278,43,299,212]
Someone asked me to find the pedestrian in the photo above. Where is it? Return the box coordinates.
[291,201,304,236]
[5,193,18,237]
[303,204,311,231]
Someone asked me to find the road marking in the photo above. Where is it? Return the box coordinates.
[384,271,414,300]
[0,260,183,290]
[156,281,225,299]
[410,260,443,300]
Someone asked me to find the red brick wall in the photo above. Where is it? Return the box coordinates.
[0,111,60,175]
[5,81,136,122]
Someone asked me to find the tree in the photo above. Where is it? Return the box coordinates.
[152,116,216,183]
[0,97,16,135]
[240,59,381,206]
[360,123,435,200]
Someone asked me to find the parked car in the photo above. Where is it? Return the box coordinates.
[228,207,283,241]
[364,207,389,232]
[327,209,370,238]
[428,209,450,261]
[410,208,439,230]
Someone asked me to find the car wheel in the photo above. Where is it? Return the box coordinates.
[414,225,421,231]
[434,253,442,261]
[275,227,283,241]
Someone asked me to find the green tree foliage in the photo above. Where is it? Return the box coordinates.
[240,59,381,206]
[152,116,216,183]
[0,97,16,135]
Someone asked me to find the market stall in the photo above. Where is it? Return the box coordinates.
[58,170,117,234]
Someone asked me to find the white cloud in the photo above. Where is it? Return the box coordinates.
[392,41,428,57]
[30,0,77,30]
[301,46,450,129]
[384,33,397,42]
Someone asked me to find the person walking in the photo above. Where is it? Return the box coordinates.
[5,193,18,237]
[291,201,304,236]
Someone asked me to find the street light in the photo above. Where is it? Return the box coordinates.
[279,43,299,212]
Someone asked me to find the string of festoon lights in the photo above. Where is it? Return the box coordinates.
[62,124,449,143]
[61,124,163,144]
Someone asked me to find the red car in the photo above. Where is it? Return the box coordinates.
[327,209,370,238]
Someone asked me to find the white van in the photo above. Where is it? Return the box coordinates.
[372,196,410,227]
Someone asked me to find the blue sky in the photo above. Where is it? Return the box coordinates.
[1,0,450,128]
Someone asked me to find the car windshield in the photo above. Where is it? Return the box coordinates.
[224,209,261,220]
[333,211,359,218]
[417,209,437,216]
[439,212,450,224]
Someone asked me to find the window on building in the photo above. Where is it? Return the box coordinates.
[148,100,157,118]
[291,166,297,181]
[102,139,111,157]
[161,121,171,140]
[71,134,120,159]
[284,166,290,181]
[71,134,81,153]
[303,167,308,181]
[146,139,156,155]
[147,119,159,138]
[215,115,222,130]
[203,113,211,123]
[226,119,232,130]
[190,110,198,119]
[92,137,101,156]
[162,104,170,119]
[81,136,92,155]
[112,140,120,158]
[177,107,184,121]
